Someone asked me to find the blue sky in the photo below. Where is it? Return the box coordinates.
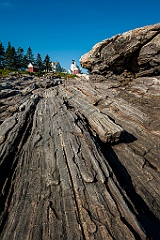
[0,0,160,71]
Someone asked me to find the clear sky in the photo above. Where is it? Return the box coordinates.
[0,0,160,72]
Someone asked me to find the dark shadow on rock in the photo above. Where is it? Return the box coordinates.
[108,130,137,146]
[120,130,137,144]
[98,139,160,240]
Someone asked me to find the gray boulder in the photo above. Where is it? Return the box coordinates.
[80,23,160,76]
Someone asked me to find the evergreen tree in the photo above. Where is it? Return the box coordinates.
[43,54,51,72]
[26,47,34,64]
[5,42,12,69]
[11,46,17,69]
[16,47,24,70]
[36,53,43,70]
[0,42,5,69]
[22,55,28,70]
[5,42,17,69]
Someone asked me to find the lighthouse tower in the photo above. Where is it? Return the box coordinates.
[70,60,79,74]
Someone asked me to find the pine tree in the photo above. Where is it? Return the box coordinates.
[22,55,28,70]
[5,42,12,69]
[0,42,5,69]
[16,47,24,70]
[36,53,43,70]
[5,42,17,69]
[43,54,51,72]
[11,46,17,69]
[26,47,34,64]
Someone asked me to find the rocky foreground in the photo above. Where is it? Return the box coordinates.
[0,24,160,240]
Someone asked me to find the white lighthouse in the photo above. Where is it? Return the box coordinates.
[70,60,79,74]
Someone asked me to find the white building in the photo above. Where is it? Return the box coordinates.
[70,60,80,74]
[51,62,62,73]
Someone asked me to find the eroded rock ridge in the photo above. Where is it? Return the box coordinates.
[0,24,160,240]
[80,23,160,77]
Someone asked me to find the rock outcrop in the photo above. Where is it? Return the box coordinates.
[80,23,160,76]
[0,24,160,240]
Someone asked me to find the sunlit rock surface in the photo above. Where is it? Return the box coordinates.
[0,24,160,240]
[80,23,160,77]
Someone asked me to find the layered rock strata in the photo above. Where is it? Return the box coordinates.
[0,24,160,240]
[80,23,160,76]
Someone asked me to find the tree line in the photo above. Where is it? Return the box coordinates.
[0,41,51,71]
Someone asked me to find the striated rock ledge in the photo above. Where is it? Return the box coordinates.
[80,23,160,76]
[0,24,160,240]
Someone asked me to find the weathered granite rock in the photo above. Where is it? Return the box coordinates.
[0,25,160,240]
[80,23,160,76]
